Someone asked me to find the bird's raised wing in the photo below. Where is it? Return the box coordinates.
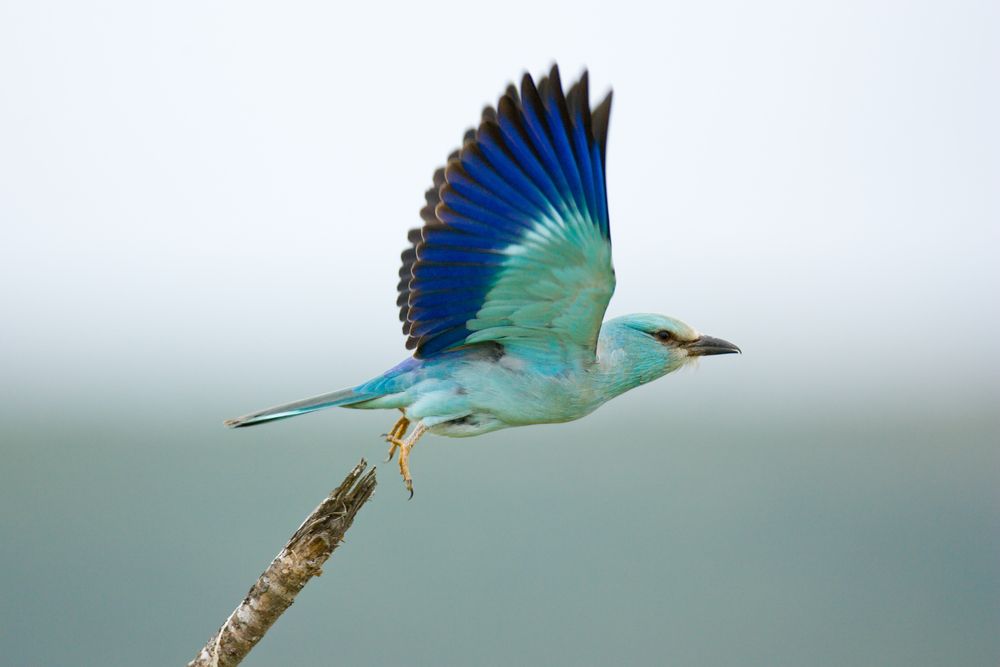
[397,65,614,360]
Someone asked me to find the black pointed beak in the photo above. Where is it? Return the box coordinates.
[685,335,741,356]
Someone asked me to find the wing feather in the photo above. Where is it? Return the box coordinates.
[397,65,614,359]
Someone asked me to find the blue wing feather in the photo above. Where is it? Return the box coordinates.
[397,65,614,358]
[411,314,481,337]
[410,289,489,307]
[457,149,543,220]
[495,97,565,211]
[439,189,532,232]
[408,277,494,293]
[568,76,599,223]
[418,326,474,356]
[412,263,497,280]
[434,207,524,243]
[519,76,580,220]
[410,305,483,323]
[446,167,533,222]
[591,142,609,235]
[417,246,505,265]
[474,129,552,216]
[540,74,587,216]
[421,228,508,251]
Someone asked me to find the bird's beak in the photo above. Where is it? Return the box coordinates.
[684,335,741,356]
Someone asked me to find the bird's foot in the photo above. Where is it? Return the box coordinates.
[399,442,413,498]
[397,423,427,499]
[383,415,410,462]
[384,436,405,463]
[398,442,414,498]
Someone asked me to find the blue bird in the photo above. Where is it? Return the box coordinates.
[226,65,740,495]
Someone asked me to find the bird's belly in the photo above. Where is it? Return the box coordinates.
[425,397,593,438]
[456,370,600,431]
[427,412,508,438]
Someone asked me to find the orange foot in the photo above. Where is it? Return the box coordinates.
[383,413,410,462]
[397,422,428,499]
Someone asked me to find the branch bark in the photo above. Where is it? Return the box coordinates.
[188,459,377,667]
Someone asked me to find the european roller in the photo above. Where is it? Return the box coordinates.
[227,65,740,496]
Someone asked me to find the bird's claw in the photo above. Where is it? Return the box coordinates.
[384,437,404,463]
[398,440,419,499]
[383,415,410,463]
[382,416,426,499]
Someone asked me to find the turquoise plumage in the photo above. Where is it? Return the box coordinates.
[226,65,740,495]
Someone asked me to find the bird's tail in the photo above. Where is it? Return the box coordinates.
[224,387,373,428]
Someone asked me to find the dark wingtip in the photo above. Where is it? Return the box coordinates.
[548,62,562,89]
[504,83,520,105]
[520,70,539,101]
[592,89,613,161]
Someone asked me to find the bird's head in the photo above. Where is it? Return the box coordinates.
[600,313,740,384]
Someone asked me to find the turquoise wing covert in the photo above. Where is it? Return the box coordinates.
[397,65,615,359]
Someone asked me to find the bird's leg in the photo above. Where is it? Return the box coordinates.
[398,422,428,499]
[383,411,410,462]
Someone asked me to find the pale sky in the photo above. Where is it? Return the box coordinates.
[2,2,998,412]
[2,1,997,424]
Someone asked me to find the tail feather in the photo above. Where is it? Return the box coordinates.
[224,387,371,428]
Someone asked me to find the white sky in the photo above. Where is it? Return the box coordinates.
[1,0,998,417]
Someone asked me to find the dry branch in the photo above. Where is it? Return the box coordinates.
[188,459,377,667]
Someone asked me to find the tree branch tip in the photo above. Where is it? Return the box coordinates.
[188,457,378,667]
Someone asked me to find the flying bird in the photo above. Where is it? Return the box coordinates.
[226,65,740,496]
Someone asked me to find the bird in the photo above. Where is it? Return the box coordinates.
[226,65,740,496]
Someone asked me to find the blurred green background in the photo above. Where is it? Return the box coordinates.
[2,1,998,665]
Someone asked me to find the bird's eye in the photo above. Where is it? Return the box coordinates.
[654,330,673,342]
